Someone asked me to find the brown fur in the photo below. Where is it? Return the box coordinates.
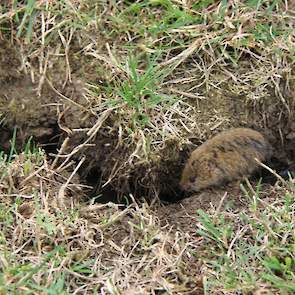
[180,128,273,192]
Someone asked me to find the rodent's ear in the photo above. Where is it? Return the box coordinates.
[189,175,196,183]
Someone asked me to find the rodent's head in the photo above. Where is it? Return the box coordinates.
[179,155,223,192]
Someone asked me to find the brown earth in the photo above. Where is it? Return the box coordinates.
[156,182,272,235]
[0,38,295,205]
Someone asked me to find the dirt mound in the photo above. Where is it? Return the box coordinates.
[0,40,90,149]
[1,44,294,202]
[157,185,240,231]
[0,3,294,203]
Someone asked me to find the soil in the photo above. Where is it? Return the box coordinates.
[157,183,254,235]
[0,38,295,206]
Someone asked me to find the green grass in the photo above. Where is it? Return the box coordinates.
[103,54,176,130]
[15,0,37,42]
[4,0,292,62]
[0,244,70,294]
[196,188,295,294]
[102,0,293,61]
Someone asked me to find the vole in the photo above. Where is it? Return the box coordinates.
[180,128,273,192]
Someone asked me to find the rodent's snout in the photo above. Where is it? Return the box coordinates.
[179,180,189,192]
[180,180,197,193]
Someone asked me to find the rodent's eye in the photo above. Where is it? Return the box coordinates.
[189,176,196,183]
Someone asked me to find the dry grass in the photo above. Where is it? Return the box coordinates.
[197,182,295,294]
[0,0,295,294]
[1,148,295,294]
[0,150,201,294]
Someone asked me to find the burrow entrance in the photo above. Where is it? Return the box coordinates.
[1,41,294,204]
[1,121,294,205]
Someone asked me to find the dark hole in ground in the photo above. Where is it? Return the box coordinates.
[0,126,12,152]
[83,167,169,205]
[37,124,62,156]
[81,164,187,205]
[83,166,121,204]
[262,157,295,184]
[0,124,61,156]
[158,186,186,204]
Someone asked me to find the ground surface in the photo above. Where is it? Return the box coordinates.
[0,1,295,294]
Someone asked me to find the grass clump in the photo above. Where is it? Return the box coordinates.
[105,54,175,131]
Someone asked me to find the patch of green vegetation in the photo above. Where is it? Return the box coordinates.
[246,0,280,11]
[0,143,79,293]
[192,0,217,10]
[1,1,101,43]
[0,246,70,294]
[197,188,295,294]
[14,0,37,42]
[103,0,293,64]
[101,53,177,131]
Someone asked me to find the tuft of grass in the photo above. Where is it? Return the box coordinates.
[15,0,37,42]
[105,53,177,130]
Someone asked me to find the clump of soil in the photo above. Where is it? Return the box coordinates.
[156,179,285,235]
[0,40,91,150]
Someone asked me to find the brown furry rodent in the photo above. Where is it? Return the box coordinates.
[180,128,273,192]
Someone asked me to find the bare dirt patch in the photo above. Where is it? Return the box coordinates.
[157,182,266,235]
